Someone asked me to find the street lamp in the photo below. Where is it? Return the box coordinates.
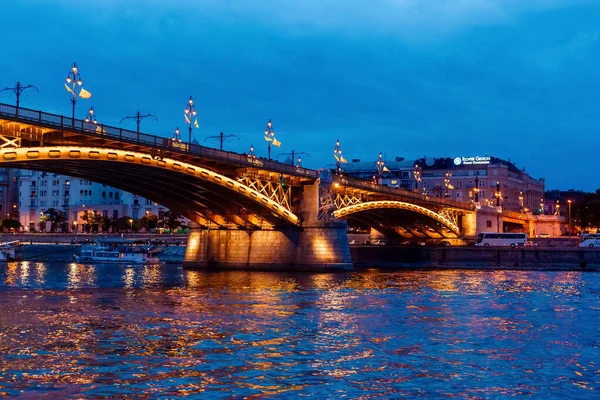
[568,199,572,237]
[413,164,422,193]
[171,127,182,145]
[84,106,97,132]
[444,172,453,198]
[184,95,198,145]
[65,62,83,125]
[376,152,386,183]
[518,191,524,213]
[264,119,279,160]
[334,139,347,175]
[474,176,480,202]
[129,218,133,231]
[540,198,544,215]
[495,182,501,207]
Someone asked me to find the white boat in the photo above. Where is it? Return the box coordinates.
[0,240,19,261]
[74,239,160,264]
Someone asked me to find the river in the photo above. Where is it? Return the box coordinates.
[0,262,598,398]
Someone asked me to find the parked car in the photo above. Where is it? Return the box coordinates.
[525,241,538,247]
[537,233,550,238]
[438,240,451,247]
[372,240,386,246]
[349,239,358,245]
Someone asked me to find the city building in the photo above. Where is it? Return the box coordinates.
[0,168,19,221]
[17,170,169,232]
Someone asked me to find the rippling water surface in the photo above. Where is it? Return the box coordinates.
[0,262,599,398]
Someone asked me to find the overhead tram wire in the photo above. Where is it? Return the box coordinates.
[204,132,240,151]
[0,81,39,114]
[120,112,159,133]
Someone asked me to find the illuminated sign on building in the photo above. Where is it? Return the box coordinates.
[453,156,491,166]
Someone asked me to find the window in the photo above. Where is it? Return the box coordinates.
[479,180,486,187]
[487,221,492,228]
[109,192,113,198]
[115,193,120,200]
[102,191,106,198]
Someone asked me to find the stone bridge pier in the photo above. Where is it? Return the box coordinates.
[183,177,354,271]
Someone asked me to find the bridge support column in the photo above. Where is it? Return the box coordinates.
[184,174,353,271]
[183,222,352,271]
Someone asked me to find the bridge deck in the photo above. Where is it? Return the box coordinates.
[0,103,318,179]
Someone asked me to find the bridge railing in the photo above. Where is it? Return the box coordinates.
[333,174,474,210]
[0,102,318,178]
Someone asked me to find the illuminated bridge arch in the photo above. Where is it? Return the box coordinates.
[0,147,299,226]
[333,200,461,235]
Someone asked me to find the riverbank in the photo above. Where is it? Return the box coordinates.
[14,244,186,263]
[351,246,599,271]
[0,233,188,245]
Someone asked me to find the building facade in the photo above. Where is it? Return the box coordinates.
[18,170,169,232]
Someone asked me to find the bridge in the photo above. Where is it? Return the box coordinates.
[0,102,478,270]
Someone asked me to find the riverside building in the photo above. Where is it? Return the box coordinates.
[17,170,168,232]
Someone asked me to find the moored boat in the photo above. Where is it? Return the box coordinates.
[0,240,19,261]
[74,238,160,264]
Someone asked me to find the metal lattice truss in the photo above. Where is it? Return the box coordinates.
[333,200,462,236]
[0,133,21,149]
[438,208,462,229]
[334,193,362,209]
[236,177,291,212]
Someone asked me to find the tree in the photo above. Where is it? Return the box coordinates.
[2,219,21,232]
[40,208,67,232]
[140,213,158,231]
[161,211,184,233]
[81,210,103,232]
[115,216,134,232]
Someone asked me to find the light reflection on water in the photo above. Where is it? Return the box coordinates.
[0,262,599,398]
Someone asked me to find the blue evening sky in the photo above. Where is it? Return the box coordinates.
[1,0,599,190]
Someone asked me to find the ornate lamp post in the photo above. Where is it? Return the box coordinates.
[84,106,97,132]
[495,181,502,207]
[171,127,182,145]
[376,152,385,183]
[84,106,97,124]
[333,139,347,175]
[413,164,422,192]
[474,176,480,202]
[184,96,198,145]
[568,199,572,237]
[249,144,256,158]
[264,119,280,160]
[444,172,453,198]
[519,191,524,212]
[296,156,302,168]
[65,62,84,125]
